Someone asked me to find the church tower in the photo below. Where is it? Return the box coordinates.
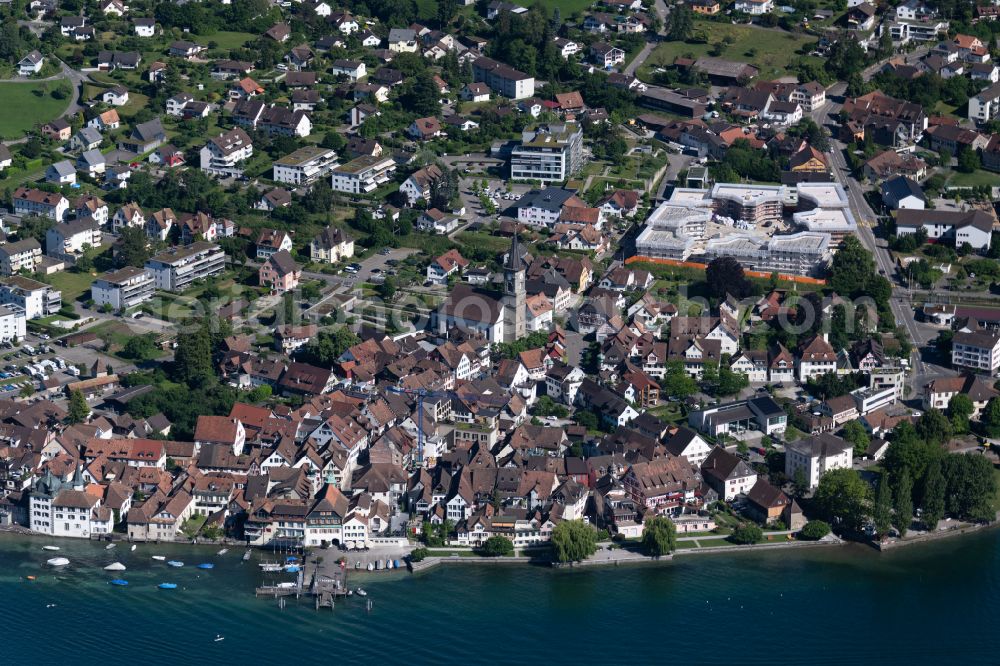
[502,231,526,343]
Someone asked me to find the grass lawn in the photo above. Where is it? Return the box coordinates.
[194,31,257,50]
[455,231,512,254]
[535,0,593,14]
[638,22,819,81]
[44,270,100,302]
[0,83,72,140]
[945,169,998,188]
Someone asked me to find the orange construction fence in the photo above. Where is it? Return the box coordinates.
[625,255,827,286]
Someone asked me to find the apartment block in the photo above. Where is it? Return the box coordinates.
[0,276,61,319]
[145,242,226,292]
[273,146,339,186]
[472,56,535,100]
[510,123,583,183]
[330,155,396,194]
[91,266,155,310]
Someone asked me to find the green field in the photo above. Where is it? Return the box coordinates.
[0,82,72,139]
[194,31,257,50]
[536,0,594,13]
[638,22,819,81]
[44,270,100,302]
[945,169,998,188]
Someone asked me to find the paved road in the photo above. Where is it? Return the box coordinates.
[625,41,656,77]
[815,91,944,381]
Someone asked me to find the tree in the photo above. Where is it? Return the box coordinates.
[947,394,974,435]
[173,326,214,387]
[800,520,831,540]
[661,360,697,398]
[983,398,1000,437]
[813,468,870,533]
[550,520,597,562]
[872,475,892,538]
[730,523,763,545]
[640,516,676,557]
[118,227,151,268]
[705,256,750,299]
[481,535,514,557]
[401,70,444,117]
[916,408,952,447]
[67,389,89,424]
[667,4,693,40]
[410,547,429,562]
[921,459,945,531]
[297,327,360,366]
[122,334,158,360]
[842,420,871,458]
[716,360,749,396]
[892,469,913,537]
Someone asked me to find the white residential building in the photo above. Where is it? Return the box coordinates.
[510,123,583,183]
[200,128,253,178]
[46,219,102,256]
[145,242,226,292]
[0,276,61,319]
[330,155,396,194]
[91,266,155,311]
[952,328,1000,375]
[785,433,853,489]
[0,239,42,276]
[273,146,339,185]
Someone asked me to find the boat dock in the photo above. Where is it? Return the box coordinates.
[254,565,306,598]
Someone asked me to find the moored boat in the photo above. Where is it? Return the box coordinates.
[158,583,177,590]
[217,548,228,555]
[259,562,282,572]
[197,563,214,570]
[167,561,184,568]
[46,557,69,567]
[104,562,126,572]
[284,565,300,573]
[242,550,251,562]
[152,556,166,561]
[356,588,367,597]
[367,562,374,571]
[131,544,136,552]
[109,579,129,586]
[42,546,60,551]
[105,543,116,550]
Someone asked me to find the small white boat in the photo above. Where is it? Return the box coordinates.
[386,559,393,569]
[105,543,116,550]
[42,546,60,551]
[217,548,228,555]
[356,588,367,597]
[47,557,69,567]
[259,563,283,572]
[366,562,374,571]
[276,581,296,589]
[242,550,251,562]
[104,562,126,572]
[214,635,225,643]
[130,545,136,552]
[152,556,166,561]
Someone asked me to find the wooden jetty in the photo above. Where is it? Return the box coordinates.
[255,550,353,609]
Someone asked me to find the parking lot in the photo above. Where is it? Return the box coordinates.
[459,178,534,219]
[339,248,420,283]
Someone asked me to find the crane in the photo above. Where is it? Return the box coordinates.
[385,385,458,466]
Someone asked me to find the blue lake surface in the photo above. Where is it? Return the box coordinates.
[3,530,996,665]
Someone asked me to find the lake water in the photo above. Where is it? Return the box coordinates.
[3,530,997,665]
